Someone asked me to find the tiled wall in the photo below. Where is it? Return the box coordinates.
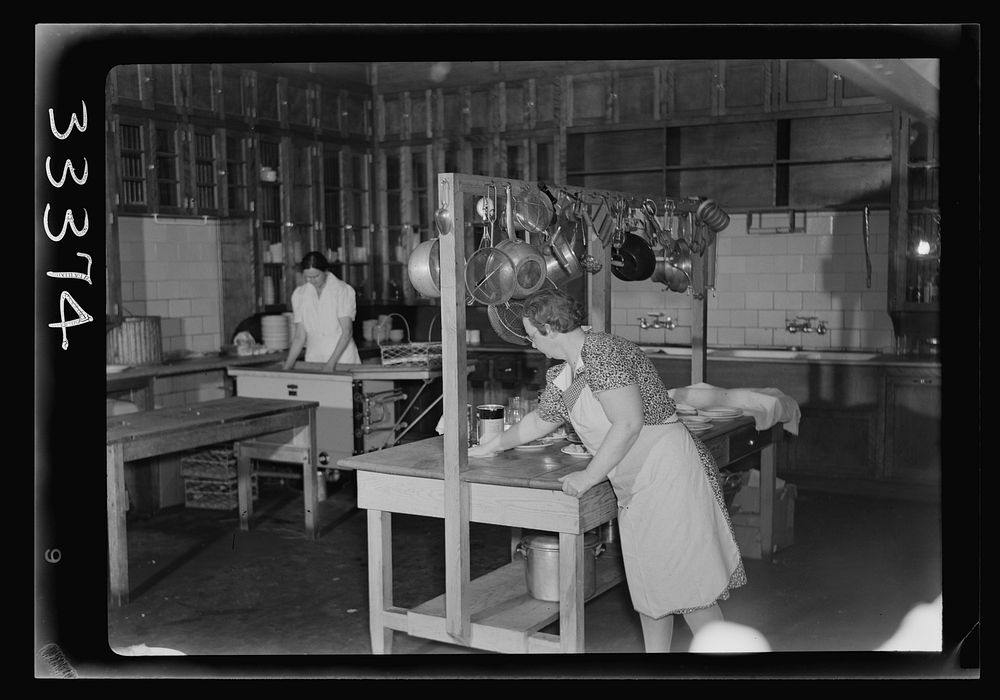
[117,215,227,408]
[610,210,894,352]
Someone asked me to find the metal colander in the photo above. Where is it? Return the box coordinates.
[487,299,529,346]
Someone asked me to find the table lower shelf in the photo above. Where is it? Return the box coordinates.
[385,546,625,653]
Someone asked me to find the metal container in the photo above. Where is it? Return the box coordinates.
[517,531,604,602]
[106,316,163,366]
[476,404,505,444]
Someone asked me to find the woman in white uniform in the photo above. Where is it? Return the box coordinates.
[469,288,745,652]
[282,251,362,371]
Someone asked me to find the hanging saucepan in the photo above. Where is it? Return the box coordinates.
[611,233,656,282]
[498,183,547,298]
[407,238,442,298]
[652,238,692,293]
[542,225,583,288]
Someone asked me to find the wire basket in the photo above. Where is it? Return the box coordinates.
[180,447,237,479]
[378,313,443,368]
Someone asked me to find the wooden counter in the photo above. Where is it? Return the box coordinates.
[338,415,780,654]
[106,396,319,608]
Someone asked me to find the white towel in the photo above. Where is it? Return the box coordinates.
[668,383,801,435]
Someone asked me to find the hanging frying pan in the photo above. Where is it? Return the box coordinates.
[611,233,656,282]
[497,183,547,298]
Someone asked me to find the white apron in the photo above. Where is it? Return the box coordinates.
[294,274,362,365]
[559,364,743,617]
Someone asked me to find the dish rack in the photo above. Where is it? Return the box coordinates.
[377,313,442,369]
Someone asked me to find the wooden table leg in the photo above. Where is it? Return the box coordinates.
[367,509,394,654]
[292,411,318,539]
[106,443,129,607]
[234,441,254,532]
[558,531,585,653]
[758,426,780,564]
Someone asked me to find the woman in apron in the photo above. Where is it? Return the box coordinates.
[469,288,745,652]
[282,251,361,371]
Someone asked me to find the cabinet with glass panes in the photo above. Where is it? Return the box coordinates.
[890,113,940,313]
[322,145,373,303]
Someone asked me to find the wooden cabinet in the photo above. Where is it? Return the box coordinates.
[889,113,940,314]
[882,367,941,486]
[664,59,773,120]
[777,59,883,113]
[566,67,661,127]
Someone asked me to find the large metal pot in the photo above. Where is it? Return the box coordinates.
[517,530,604,602]
[406,238,441,298]
[498,183,547,298]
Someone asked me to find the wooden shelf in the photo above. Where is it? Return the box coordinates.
[406,549,625,652]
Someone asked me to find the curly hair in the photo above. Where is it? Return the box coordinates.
[522,288,586,335]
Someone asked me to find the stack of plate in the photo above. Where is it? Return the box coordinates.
[674,402,698,416]
[698,406,744,422]
[681,414,714,434]
[261,314,290,350]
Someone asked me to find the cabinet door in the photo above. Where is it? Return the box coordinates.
[528,77,559,130]
[837,75,883,107]
[150,64,181,113]
[252,71,281,126]
[113,116,151,213]
[665,60,718,118]
[150,119,186,214]
[190,126,221,215]
[185,64,220,119]
[222,130,252,217]
[220,66,249,121]
[777,59,834,111]
[889,114,941,313]
[883,369,941,485]
[567,71,613,127]
[718,59,773,116]
[468,85,493,135]
[501,80,528,132]
[286,138,318,268]
[378,92,404,142]
[436,87,467,136]
[255,135,285,308]
[409,89,432,140]
[109,64,147,109]
[320,145,371,295]
[285,79,314,130]
[614,67,660,125]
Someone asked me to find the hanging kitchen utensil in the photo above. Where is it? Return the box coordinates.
[862,204,873,289]
[434,180,453,236]
[497,183,547,299]
[611,232,656,282]
[513,183,556,237]
[579,208,603,273]
[696,198,731,233]
[487,298,529,346]
[542,226,584,288]
[407,238,442,298]
[465,186,516,305]
[642,198,673,250]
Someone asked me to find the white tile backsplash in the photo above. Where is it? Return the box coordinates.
[611,209,893,351]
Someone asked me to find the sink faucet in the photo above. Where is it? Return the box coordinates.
[785,316,827,334]
[638,312,677,330]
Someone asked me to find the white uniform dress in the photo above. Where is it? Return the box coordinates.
[536,331,745,618]
[290,271,361,364]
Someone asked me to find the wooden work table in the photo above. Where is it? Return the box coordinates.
[338,415,782,654]
[105,396,319,608]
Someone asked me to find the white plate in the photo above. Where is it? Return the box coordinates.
[686,424,713,432]
[561,445,592,458]
[674,403,698,414]
[106,365,131,373]
[681,415,712,424]
[514,442,548,450]
[700,407,743,417]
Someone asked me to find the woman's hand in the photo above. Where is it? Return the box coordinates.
[558,470,599,497]
[468,434,503,457]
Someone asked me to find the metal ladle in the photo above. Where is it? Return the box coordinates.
[434,180,453,236]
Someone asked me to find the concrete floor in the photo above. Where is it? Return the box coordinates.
[91,475,960,678]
